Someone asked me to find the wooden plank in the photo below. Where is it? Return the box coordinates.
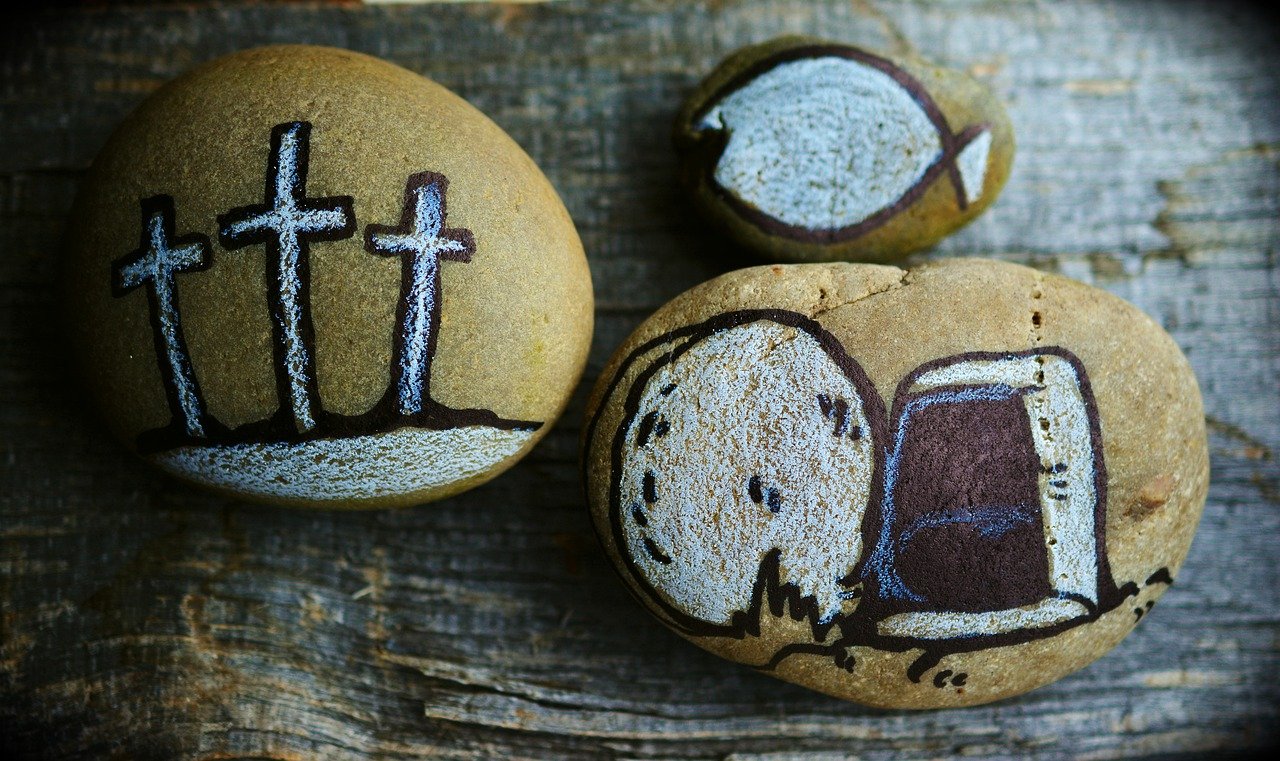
[1,1,1277,758]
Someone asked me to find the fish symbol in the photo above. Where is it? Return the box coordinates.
[692,45,993,242]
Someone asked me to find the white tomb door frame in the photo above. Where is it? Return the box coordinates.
[871,349,1108,641]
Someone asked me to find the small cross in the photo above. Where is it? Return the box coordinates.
[218,121,355,433]
[112,195,213,439]
[364,172,475,417]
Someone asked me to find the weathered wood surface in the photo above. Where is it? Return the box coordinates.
[1,1,1277,758]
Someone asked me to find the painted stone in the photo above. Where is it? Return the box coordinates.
[63,46,593,508]
[583,259,1208,708]
[674,37,1014,263]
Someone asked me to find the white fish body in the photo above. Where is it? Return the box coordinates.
[697,55,992,233]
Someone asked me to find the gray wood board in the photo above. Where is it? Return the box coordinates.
[1,1,1277,758]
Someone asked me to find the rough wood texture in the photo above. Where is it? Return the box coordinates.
[1,1,1277,758]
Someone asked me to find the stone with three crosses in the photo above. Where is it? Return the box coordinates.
[63,46,593,508]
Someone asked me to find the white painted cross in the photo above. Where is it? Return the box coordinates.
[112,195,212,438]
[218,122,355,433]
[364,172,475,416]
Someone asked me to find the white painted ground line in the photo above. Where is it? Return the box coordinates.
[155,426,534,502]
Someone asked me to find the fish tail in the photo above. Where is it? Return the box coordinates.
[943,124,993,211]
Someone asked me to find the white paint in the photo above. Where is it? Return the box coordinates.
[117,208,209,438]
[367,178,471,416]
[908,354,1043,391]
[876,597,1090,639]
[222,123,351,433]
[1022,356,1099,604]
[888,352,1100,639]
[696,56,943,231]
[618,320,875,626]
[154,425,534,502]
[956,129,992,205]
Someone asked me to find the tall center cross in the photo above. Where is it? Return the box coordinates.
[113,195,213,439]
[218,121,355,433]
[365,172,476,417]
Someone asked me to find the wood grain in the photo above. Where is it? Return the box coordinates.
[2,1,1277,758]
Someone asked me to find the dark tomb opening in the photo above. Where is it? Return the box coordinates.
[889,392,1051,613]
